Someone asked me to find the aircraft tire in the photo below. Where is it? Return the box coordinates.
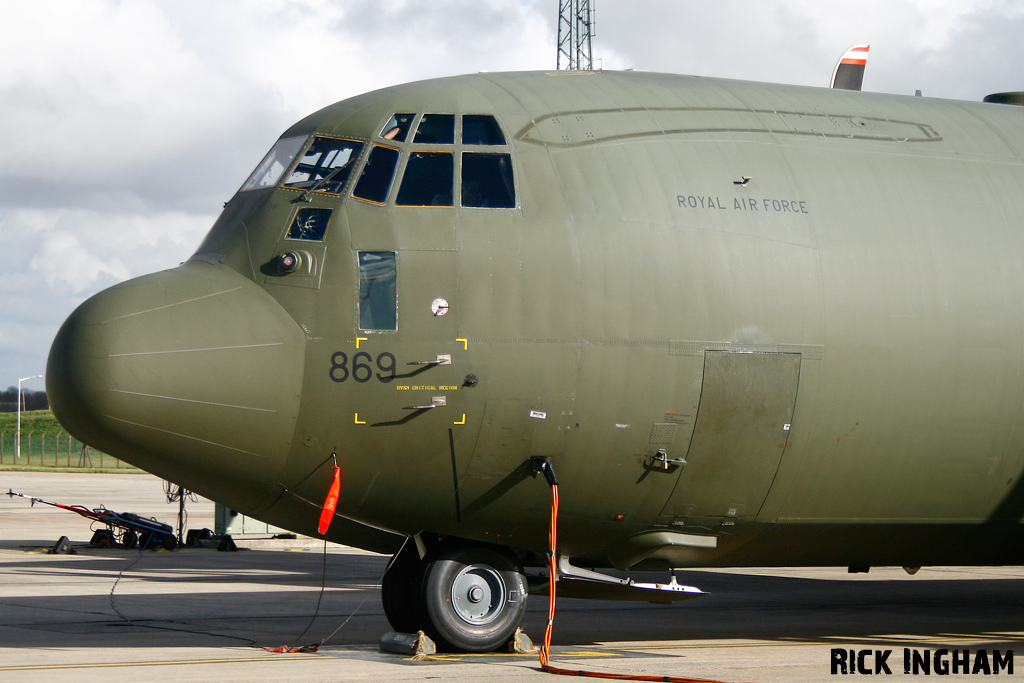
[418,542,527,652]
[381,541,425,633]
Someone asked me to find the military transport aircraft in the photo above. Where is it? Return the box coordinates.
[47,67,1024,652]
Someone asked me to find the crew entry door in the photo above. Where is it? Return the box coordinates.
[659,351,801,528]
[349,247,460,414]
[392,248,461,415]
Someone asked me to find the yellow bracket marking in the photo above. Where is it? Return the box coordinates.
[457,338,468,350]
[354,413,366,425]
[355,337,368,348]
[454,414,466,425]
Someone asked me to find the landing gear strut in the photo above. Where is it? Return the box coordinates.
[381,538,528,652]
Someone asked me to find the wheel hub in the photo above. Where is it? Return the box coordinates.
[451,563,506,625]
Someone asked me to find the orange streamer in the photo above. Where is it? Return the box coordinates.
[318,465,341,535]
[538,480,742,683]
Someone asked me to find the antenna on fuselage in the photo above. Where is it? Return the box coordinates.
[556,0,595,70]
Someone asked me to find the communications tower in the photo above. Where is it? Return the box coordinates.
[556,0,594,70]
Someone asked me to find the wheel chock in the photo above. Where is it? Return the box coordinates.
[509,627,539,654]
[185,528,213,546]
[48,536,76,555]
[217,534,238,552]
[379,630,436,657]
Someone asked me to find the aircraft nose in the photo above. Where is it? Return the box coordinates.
[47,262,305,507]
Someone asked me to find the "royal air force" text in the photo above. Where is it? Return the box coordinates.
[677,194,809,214]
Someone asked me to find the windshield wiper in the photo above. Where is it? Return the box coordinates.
[300,158,355,201]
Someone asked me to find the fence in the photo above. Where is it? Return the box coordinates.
[0,430,136,469]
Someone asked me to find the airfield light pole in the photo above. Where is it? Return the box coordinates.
[16,375,43,459]
[556,0,594,71]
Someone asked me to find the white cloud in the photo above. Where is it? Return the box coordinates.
[594,0,1024,99]
[31,231,132,293]
[12,209,212,294]
[0,207,211,375]
[0,1,287,215]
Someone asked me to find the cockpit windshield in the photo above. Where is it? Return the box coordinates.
[413,114,455,144]
[240,114,515,208]
[282,136,365,195]
[380,114,415,142]
[239,136,306,192]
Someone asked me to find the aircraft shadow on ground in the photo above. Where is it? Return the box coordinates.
[526,570,1024,651]
[1,551,1022,650]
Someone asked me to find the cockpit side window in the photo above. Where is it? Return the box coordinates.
[396,152,454,207]
[358,251,397,331]
[283,136,364,195]
[239,136,306,192]
[413,114,455,144]
[462,115,506,145]
[380,114,415,142]
[462,153,515,208]
[353,145,400,204]
[286,207,332,241]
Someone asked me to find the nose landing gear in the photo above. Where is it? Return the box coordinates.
[381,538,528,652]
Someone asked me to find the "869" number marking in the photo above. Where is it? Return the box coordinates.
[330,352,396,383]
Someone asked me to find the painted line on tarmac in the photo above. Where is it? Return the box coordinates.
[313,646,654,666]
[2,648,627,672]
[624,633,1024,651]
[402,650,615,661]
[0,655,316,672]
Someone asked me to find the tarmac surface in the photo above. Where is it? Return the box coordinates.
[1,471,1023,682]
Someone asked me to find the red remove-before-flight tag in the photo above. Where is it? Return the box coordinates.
[318,465,341,535]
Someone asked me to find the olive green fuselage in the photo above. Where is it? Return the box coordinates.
[48,71,1024,570]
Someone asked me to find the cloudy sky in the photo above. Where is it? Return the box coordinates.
[2,0,1023,390]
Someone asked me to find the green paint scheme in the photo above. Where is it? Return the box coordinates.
[48,70,1024,573]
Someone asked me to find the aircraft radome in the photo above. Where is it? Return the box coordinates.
[47,68,1024,652]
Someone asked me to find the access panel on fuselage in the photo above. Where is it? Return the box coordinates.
[660,351,800,528]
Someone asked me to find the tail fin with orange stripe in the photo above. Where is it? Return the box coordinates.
[830,44,870,90]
